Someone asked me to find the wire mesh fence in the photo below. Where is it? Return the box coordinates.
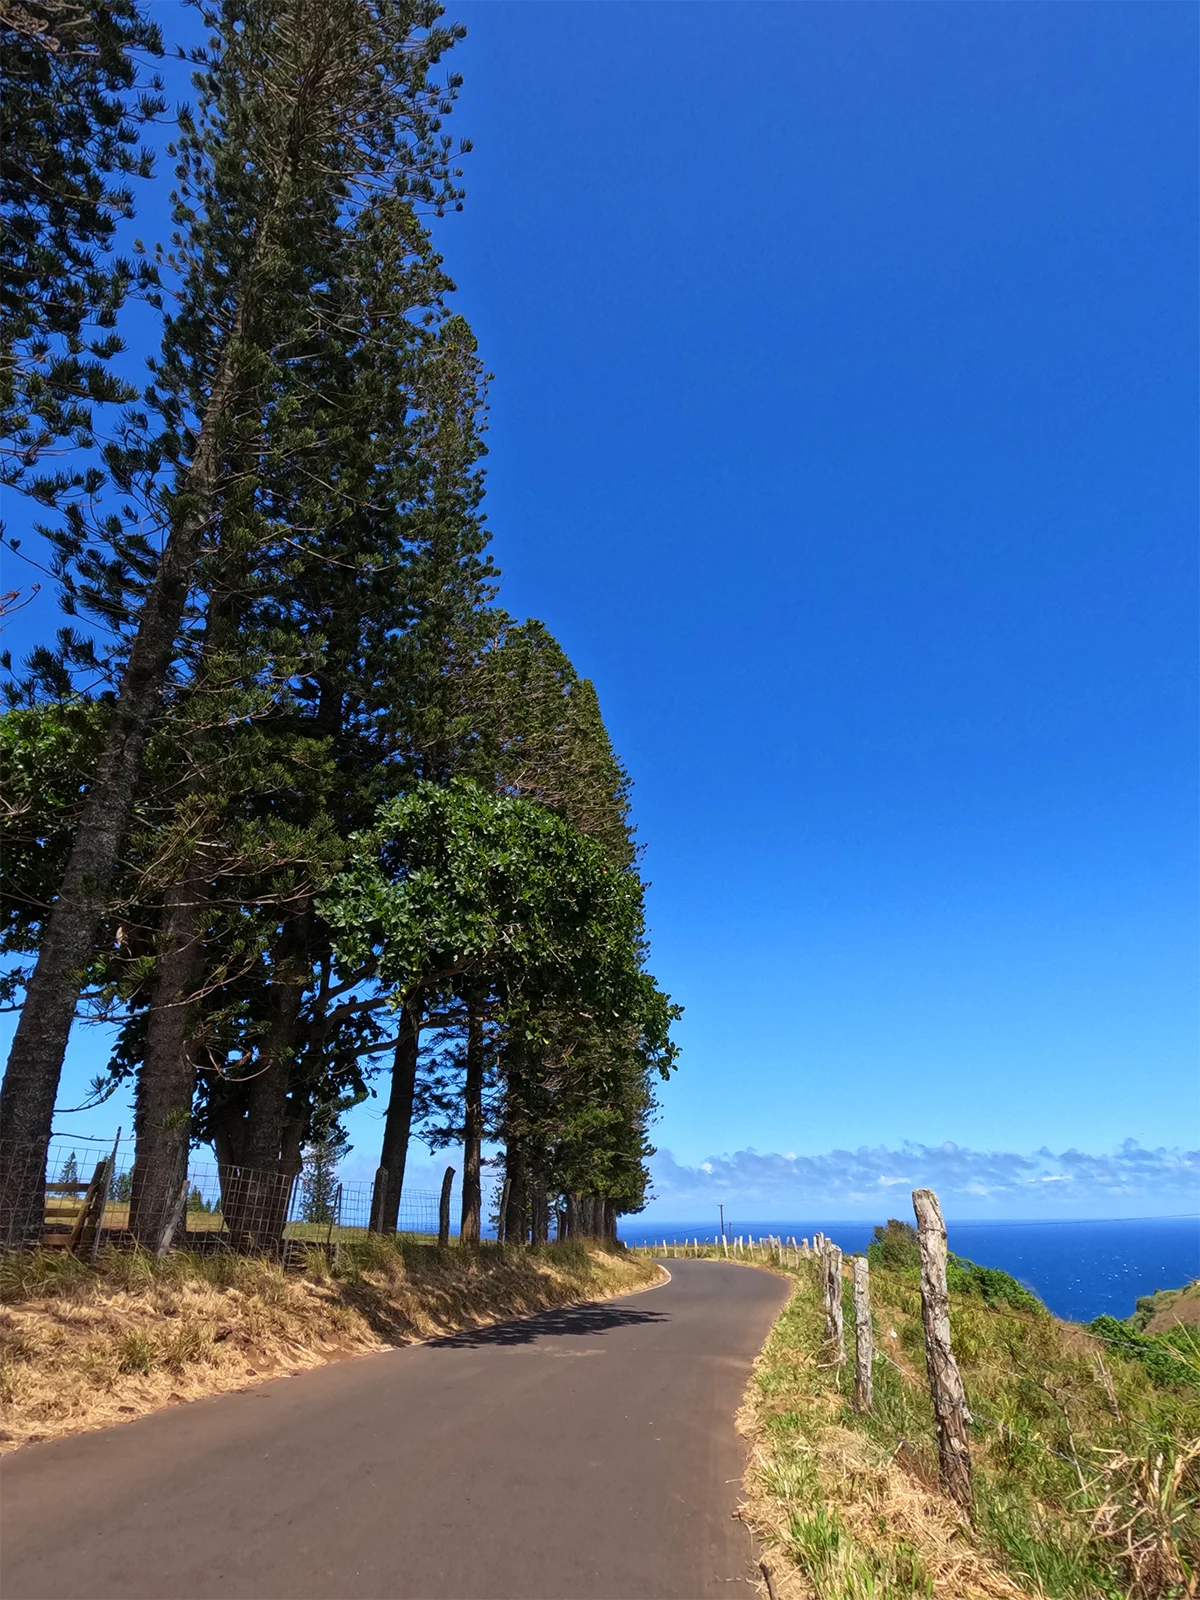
[0,1134,439,1256]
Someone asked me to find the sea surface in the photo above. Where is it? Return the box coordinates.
[617,1215,1200,1324]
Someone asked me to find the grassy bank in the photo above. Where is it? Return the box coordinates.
[740,1249,1199,1600]
[0,1239,661,1453]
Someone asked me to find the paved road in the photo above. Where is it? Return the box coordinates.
[1,1259,788,1600]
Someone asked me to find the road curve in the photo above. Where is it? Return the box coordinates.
[1,1259,789,1600]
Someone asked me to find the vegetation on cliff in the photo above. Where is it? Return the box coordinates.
[741,1232,1199,1600]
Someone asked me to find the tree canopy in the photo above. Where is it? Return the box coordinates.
[1,0,677,1254]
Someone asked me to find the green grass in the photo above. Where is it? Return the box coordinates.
[744,1255,1200,1600]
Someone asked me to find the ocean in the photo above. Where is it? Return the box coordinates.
[616,1215,1200,1324]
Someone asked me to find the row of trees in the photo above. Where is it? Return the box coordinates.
[1,0,678,1250]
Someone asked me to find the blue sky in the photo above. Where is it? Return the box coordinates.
[5,3,1197,1220]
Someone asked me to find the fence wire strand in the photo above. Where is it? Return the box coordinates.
[0,1137,439,1255]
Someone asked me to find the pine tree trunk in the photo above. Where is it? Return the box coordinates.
[503,1140,526,1245]
[530,1164,549,1246]
[375,1000,422,1233]
[224,936,308,1251]
[459,1001,484,1246]
[565,1192,580,1239]
[129,881,209,1248]
[603,1198,618,1240]
[0,330,244,1248]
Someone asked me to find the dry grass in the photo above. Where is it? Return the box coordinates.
[0,1240,661,1453]
[739,1258,1028,1600]
[1139,1285,1200,1336]
[738,1253,1200,1600]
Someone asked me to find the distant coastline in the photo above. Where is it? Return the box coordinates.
[618,1214,1200,1323]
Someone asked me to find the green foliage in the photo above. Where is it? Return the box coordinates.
[866,1221,1045,1315]
[115,1329,157,1375]
[787,1505,933,1600]
[299,1136,344,1225]
[866,1218,920,1270]
[3,0,673,1254]
[1129,1282,1199,1332]
[1086,1314,1200,1390]
[0,0,163,486]
[58,1150,79,1186]
[750,1252,1200,1600]
[537,1237,588,1270]
[0,701,110,963]
[326,779,648,1022]
[946,1256,1046,1317]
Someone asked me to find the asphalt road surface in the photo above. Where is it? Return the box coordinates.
[1,1259,789,1600]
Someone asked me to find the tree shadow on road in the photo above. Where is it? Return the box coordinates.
[425,1301,669,1349]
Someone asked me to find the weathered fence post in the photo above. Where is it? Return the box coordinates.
[853,1255,873,1412]
[912,1187,973,1514]
[370,1167,388,1235]
[70,1159,109,1255]
[82,1126,123,1263]
[156,1173,190,1257]
[438,1166,454,1249]
[823,1241,845,1364]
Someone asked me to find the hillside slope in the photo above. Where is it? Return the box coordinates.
[740,1244,1199,1600]
[0,1239,660,1452]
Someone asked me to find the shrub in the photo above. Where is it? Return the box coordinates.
[538,1238,588,1269]
[947,1257,1046,1317]
[1087,1315,1200,1390]
[115,1330,157,1375]
[867,1219,921,1271]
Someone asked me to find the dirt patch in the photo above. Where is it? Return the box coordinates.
[1141,1282,1200,1335]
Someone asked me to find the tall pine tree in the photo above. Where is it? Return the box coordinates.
[1,0,469,1243]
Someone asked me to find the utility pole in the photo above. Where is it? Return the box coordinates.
[718,1203,725,1246]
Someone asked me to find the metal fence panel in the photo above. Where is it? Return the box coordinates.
[0,1135,439,1255]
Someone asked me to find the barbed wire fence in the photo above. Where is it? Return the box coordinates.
[0,1133,439,1257]
[627,1210,1200,1515]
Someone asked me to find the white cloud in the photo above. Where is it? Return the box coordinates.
[644,1140,1200,1219]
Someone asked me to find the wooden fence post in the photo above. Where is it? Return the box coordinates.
[912,1187,973,1514]
[69,1159,108,1255]
[438,1166,454,1249]
[853,1255,873,1412]
[89,1127,122,1264]
[155,1173,190,1257]
[823,1241,845,1363]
